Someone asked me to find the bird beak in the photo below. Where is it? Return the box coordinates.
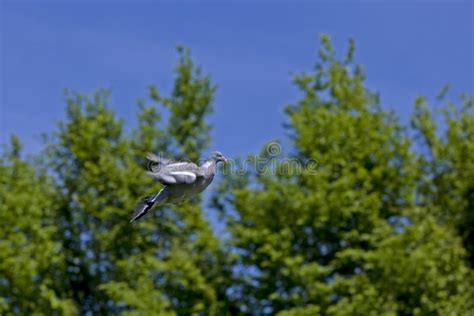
[222,157,228,163]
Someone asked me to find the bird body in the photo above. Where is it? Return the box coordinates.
[130,151,226,222]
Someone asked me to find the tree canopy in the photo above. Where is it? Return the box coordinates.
[1,36,473,315]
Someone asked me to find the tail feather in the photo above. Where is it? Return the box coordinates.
[130,188,167,223]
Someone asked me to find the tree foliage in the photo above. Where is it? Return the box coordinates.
[1,38,473,315]
[214,35,473,315]
[0,137,76,315]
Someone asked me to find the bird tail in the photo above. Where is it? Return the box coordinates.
[130,188,168,223]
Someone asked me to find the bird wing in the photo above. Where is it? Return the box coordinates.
[146,161,204,185]
[146,152,175,172]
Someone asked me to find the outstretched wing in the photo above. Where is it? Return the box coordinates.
[146,152,175,172]
[146,160,203,185]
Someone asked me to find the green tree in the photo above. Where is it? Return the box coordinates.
[412,93,474,264]
[1,36,472,316]
[214,35,473,315]
[0,136,76,315]
[101,46,231,316]
[44,48,229,315]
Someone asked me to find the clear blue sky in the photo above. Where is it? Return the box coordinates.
[1,1,473,157]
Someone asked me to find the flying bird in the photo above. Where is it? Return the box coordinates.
[130,151,227,222]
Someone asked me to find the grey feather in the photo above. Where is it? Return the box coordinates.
[146,152,175,172]
[146,160,203,185]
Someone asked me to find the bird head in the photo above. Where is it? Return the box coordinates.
[210,151,228,164]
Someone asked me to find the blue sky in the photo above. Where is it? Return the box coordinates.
[1,1,473,157]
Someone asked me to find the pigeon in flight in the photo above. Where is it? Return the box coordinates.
[130,151,227,222]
